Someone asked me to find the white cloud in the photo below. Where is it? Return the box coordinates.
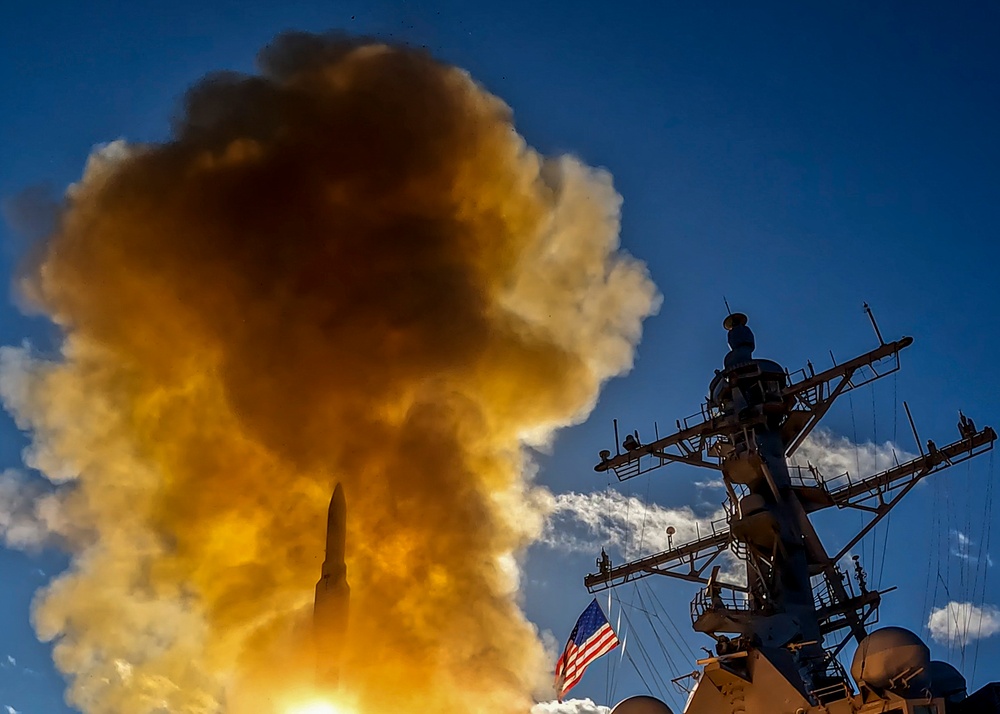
[540,489,744,586]
[950,530,993,566]
[692,480,724,491]
[792,428,915,479]
[928,601,1000,645]
[4,655,13,666]
[544,430,912,561]
[532,698,610,714]
[5,704,21,714]
[540,430,915,591]
[541,489,725,558]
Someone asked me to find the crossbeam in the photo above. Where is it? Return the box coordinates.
[584,426,996,595]
[594,336,912,481]
[584,528,735,593]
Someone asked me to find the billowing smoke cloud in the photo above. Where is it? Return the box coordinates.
[0,33,659,714]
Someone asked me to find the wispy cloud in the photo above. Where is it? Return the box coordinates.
[950,530,993,567]
[532,699,610,714]
[792,428,915,478]
[928,601,1000,645]
[5,704,21,714]
[693,479,725,491]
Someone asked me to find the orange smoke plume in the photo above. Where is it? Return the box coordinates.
[1,32,659,714]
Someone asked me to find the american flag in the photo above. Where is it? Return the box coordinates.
[554,598,620,701]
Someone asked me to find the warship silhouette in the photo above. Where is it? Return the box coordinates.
[587,311,999,714]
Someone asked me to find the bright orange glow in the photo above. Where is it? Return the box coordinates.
[5,32,660,714]
[285,700,351,714]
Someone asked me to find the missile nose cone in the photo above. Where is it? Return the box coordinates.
[323,482,347,575]
[331,481,345,512]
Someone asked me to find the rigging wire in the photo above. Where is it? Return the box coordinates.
[883,374,897,588]
[611,600,658,705]
[605,590,614,703]
[876,510,891,591]
[623,479,634,561]
[616,596,674,704]
[923,455,940,637]
[945,453,955,660]
[971,448,995,688]
[870,380,879,580]
[645,582,699,663]
[892,370,898,444]
[634,586,683,682]
[635,476,652,561]
[604,466,616,703]
[959,457,974,668]
[871,379,892,591]
[621,479,650,691]
[848,393,869,572]
[608,590,627,701]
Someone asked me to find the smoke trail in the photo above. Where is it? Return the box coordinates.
[1,33,659,714]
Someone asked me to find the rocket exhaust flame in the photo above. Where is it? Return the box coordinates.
[0,32,659,714]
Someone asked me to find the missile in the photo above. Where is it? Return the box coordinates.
[314,482,350,689]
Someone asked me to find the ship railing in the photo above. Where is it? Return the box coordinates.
[816,469,860,497]
[690,402,724,426]
[789,463,881,504]
[787,463,828,489]
[811,569,857,611]
[810,680,853,705]
[808,653,854,704]
[710,513,730,535]
[812,578,834,611]
[690,587,752,622]
[683,513,732,543]
[785,350,900,402]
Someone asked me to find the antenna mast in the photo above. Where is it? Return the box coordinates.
[586,313,995,674]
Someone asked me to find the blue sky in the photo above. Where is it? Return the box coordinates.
[1,1,999,712]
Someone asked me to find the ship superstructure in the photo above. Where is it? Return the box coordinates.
[588,313,998,714]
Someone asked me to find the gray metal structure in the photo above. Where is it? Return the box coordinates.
[586,313,998,713]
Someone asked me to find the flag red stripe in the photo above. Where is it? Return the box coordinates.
[563,642,618,691]
[560,640,618,696]
[560,644,615,682]
[560,626,617,674]
[556,627,620,698]
[553,602,620,701]
[559,627,618,679]
[560,639,618,686]
[564,633,618,675]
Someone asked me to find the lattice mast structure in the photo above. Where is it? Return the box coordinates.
[586,313,996,688]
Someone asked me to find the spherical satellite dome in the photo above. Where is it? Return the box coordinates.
[610,695,674,714]
[928,660,968,702]
[851,626,931,691]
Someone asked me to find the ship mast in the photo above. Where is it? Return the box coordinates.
[585,313,996,679]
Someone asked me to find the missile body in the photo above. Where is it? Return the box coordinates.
[314,482,350,689]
